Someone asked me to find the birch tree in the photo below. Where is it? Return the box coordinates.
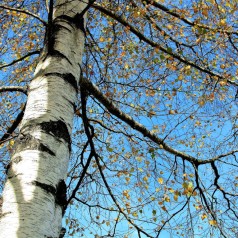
[0,0,88,237]
[0,0,238,237]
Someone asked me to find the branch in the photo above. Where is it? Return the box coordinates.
[156,199,189,237]
[67,151,93,206]
[67,88,94,205]
[94,154,153,238]
[0,104,26,145]
[131,0,195,49]
[74,197,118,212]
[0,86,27,95]
[143,0,238,36]
[93,4,238,87]
[0,50,40,70]
[78,81,153,237]
[0,5,47,26]
[80,77,238,165]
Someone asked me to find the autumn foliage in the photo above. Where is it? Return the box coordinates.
[0,0,238,237]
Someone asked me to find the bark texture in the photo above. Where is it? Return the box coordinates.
[0,1,87,237]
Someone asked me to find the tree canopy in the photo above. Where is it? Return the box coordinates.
[0,0,238,237]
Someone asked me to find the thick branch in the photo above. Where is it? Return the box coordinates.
[80,77,238,165]
[0,86,27,94]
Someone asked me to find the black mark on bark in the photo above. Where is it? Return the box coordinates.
[44,72,78,92]
[55,14,86,35]
[34,180,67,215]
[33,181,56,195]
[56,179,67,214]
[47,21,71,53]
[48,50,73,65]
[19,120,71,152]
[14,133,55,156]
[40,120,71,151]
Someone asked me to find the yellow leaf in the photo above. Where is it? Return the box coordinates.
[145,160,150,165]
[167,25,173,30]
[209,220,217,226]
[155,47,160,53]
[220,64,226,69]
[132,212,138,217]
[201,213,207,220]
[122,190,130,199]
[195,120,201,126]
[219,80,227,86]
[9,140,14,146]
[168,188,174,193]
[182,182,188,188]
[198,96,206,106]
[164,196,170,202]
[202,8,208,17]
[143,176,148,182]
[169,109,176,115]
[136,157,142,162]
[220,19,226,26]
[158,178,163,184]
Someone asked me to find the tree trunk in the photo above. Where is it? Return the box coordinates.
[0,0,87,237]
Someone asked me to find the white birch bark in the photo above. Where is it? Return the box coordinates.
[0,0,87,237]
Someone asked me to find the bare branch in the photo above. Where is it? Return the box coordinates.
[95,154,153,238]
[0,50,40,70]
[0,86,27,95]
[0,104,26,145]
[67,88,94,205]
